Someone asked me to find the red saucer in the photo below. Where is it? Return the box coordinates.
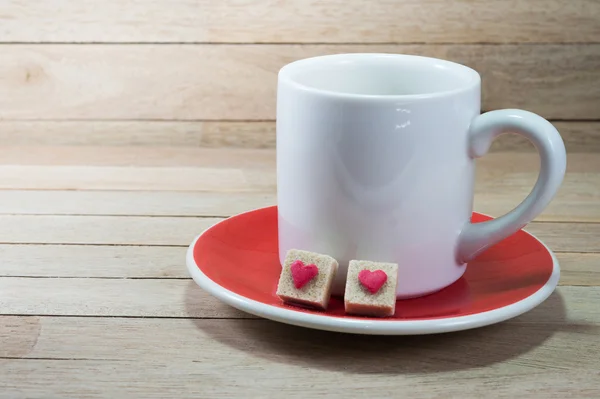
[189,206,556,324]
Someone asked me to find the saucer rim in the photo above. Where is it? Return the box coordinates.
[185,206,560,335]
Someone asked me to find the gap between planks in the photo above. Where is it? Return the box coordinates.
[5,41,600,45]
[1,214,598,223]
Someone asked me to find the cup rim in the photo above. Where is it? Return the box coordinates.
[278,53,481,100]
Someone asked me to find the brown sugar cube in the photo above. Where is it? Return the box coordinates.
[344,260,398,317]
[276,249,338,310]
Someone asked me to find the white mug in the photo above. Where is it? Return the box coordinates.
[276,53,566,298]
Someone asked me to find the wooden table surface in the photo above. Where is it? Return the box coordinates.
[0,146,598,398]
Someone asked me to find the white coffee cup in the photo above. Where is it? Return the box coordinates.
[276,53,566,299]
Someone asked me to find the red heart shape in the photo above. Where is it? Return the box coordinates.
[358,269,388,294]
[290,260,318,289]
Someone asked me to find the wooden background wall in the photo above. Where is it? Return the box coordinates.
[0,0,599,152]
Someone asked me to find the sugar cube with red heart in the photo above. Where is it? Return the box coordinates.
[276,249,338,310]
[344,260,398,317]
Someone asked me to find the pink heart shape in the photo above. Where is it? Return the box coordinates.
[290,260,318,289]
[358,269,388,294]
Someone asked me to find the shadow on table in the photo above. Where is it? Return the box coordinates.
[185,283,569,374]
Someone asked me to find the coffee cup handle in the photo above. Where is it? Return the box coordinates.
[457,109,567,263]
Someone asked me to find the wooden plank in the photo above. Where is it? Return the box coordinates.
[559,253,600,286]
[0,360,597,399]
[0,278,247,318]
[0,244,188,278]
[0,273,597,317]
[0,142,275,193]
[0,215,221,246]
[0,172,598,222]
[0,146,276,168]
[0,45,598,120]
[0,149,594,176]
[3,288,599,359]
[0,121,597,152]
[0,152,597,221]
[0,245,597,285]
[1,0,598,44]
[1,184,598,223]
[0,214,597,252]
[0,146,595,171]
[472,152,600,222]
[525,223,600,253]
[0,165,277,192]
[0,121,277,148]
[490,122,600,153]
[1,287,600,398]
[0,146,580,167]
[0,191,276,217]
[475,192,600,223]
[0,146,276,167]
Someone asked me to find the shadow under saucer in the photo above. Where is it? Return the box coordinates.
[184,282,568,375]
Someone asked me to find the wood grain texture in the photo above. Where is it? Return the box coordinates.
[0,289,599,399]
[5,146,595,169]
[1,44,598,120]
[1,0,598,396]
[474,192,600,223]
[0,187,597,225]
[0,165,277,192]
[0,182,598,223]
[1,0,598,44]
[0,120,278,148]
[524,223,600,253]
[490,122,600,153]
[0,146,276,167]
[3,292,598,359]
[0,244,188,278]
[0,215,219,246]
[0,245,597,285]
[0,152,597,222]
[0,278,246,318]
[0,360,597,399]
[0,190,276,217]
[0,121,597,152]
[559,253,600,286]
[0,277,596,318]
[0,214,597,251]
